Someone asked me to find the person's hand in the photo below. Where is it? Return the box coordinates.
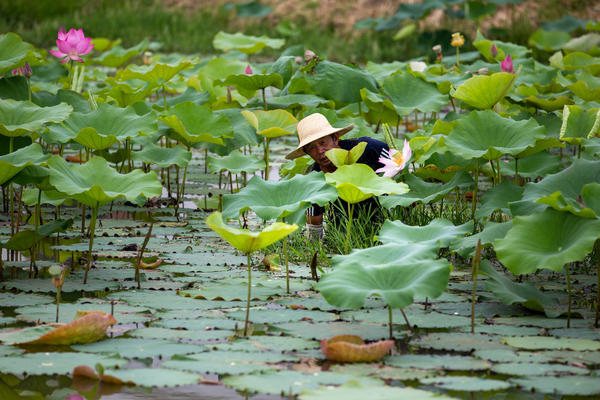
[305,223,324,243]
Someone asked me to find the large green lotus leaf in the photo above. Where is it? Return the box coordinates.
[99,78,159,107]
[304,61,379,105]
[475,179,524,219]
[264,93,333,111]
[22,188,70,207]
[445,111,542,160]
[316,253,451,310]
[0,352,127,376]
[205,212,297,253]
[562,52,600,74]
[325,164,408,204]
[479,260,561,317]
[0,143,49,185]
[0,33,37,76]
[563,32,600,55]
[241,109,297,138]
[116,61,191,84]
[377,218,473,248]
[528,29,571,51]
[213,31,284,54]
[300,383,457,400]
[325,142,367,168]
[382,72,448,115]
[92,38,150,68]
[567,71,600,102]
[507,150,562,178]
[0,99,72,137]
[45,103,157,149]
[559,105,600,144]
[131,143,191,168]
[48,156,162,207]
[216,72,283,92]
[510,376,600,396]
[2,219,72,251]
[473,30,530,62]
[189,57,247,102]
[360,88,400,125]
[450,221,512,258]
[494,208,600,274]
[222,172,338,225]
[452,72,516,109]
[222,370,382,396]
[207,150,265,174]
[160,102,231,146]
[380,170,474,208]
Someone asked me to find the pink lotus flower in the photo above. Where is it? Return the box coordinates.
[12,61,32,77]
[375,139,412,178]
[501,54,514,74]
[244,64,253,75]
[50,28,94,64]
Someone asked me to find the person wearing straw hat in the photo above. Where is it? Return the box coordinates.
[285,112,389,240]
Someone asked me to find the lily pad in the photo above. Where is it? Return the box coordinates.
[510,376,600,396]
[384,354,491,371]
[98,367,202,387]
[500,336,600,351]
[420,376,512,392]
[72,338,206,359]
[299,383,457,400]
[0,352,127,375]
[378,218,472,248]
[410,332,510,352]
[491,362,589,376]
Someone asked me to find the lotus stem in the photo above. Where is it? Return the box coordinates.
[345,202,355,254]
[9,138,14,241]
[162,86,168,110]
[244,252,252,336]
[578,144,582,159]
[175,161,189,219]
[56,284,61,323]
[262,88,267,111]
[30,188,42,278]
[264,138,270,181]
[514,158,519,185]
[284,230,290,294]
[565,263,572,329]
[471,239,482,334]
[15,187,23,234]
[595,240,599,328]
[471,159,480,232]
[388,305,393,339]
[204,148,208,174]
[400,308,413,334]
[83,203,99,284]
[456,47,460,66]
[135,222,154,289]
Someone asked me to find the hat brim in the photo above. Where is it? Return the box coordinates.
[285,123,354,160]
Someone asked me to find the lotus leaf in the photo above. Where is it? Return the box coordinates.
[377,218,473,249]
[382,72,448,115]
[1,219,72,251]
[479,260,561,317]
[567,70,600,102]
[325,164,409,204]
[385,354,491,371]
[160,102,230,146]
[510,376,600,396]
[189,57,248,103]
[47,156,162,207]
[99,78,159,107]
[82,367,202,387]
[207,150,265,174]
[420,376,511,392]
[316,246,451,309]
[233,1,273,17]
[45,103,157,149]
[475,179,524,219]
[445,110,542,160]
[559,104,600,144]
[22,189,69,207]
[360,88,400,125]
[380,170,474,208]
[304,60,378,104]
[453,72,516,109]
[0,99,72,137]
[450,221,512,257]
[501,336,600,351]
[213,31,284,54]
[222,172,338,225]
[205,212,297,254]
[216,72,283,92]
[300,383,457,400]
[0,32,37,76]
[563,52,600,74]
[473,30,531,61]
[494,208,600,274]
[0,352,127,376]
[325,141,367,168]
[528,29,571,51]
[131,143,191,168]
[501,150,561,178]
[0,143,49,185]
[241,109,297,138]
[320,335,394,363]
[72,338,206,359]
[116,61,192,84]
[92,38,150,68]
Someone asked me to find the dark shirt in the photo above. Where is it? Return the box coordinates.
[307,137,389,221]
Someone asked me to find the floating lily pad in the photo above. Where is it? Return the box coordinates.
[0,292,54,307]
[492,362,588,376]
[72,338,206,359]
[500,336,600,351]
[420,376,512,392]
[384,354,491,371]
[0,352,127,375]
[128,327,233,342]
[275,321,393,341]
[410,332,510,352]
[510,376,600,396]
[212,335,320,353]
[100,367,202,387]
[299,383,457,400]
[225,308,337,324]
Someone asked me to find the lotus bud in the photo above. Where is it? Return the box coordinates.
[501,54,515,74]
[432,44,442,54]
[244,64,253,75]
[11,62,32,78]
[490,44,498,57]
[142,51,153,65]
[451,32,464,47]
[304,49,317,62]
[477,67,488,75]
[294,56,303,64]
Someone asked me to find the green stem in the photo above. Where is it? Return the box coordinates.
[471,240,482,334]
[244,253,252,336]
[471,159,480,230]
[400,308,413,334]
[83,203,99,284]
[163,86,168,110]
[264,138,270,180]
[345,202,354,254]
[388,305,393,339]
[595,240,599,328]
[9,138,14,241]
[283,216,290,294]
[565,263,572,329]
[456,47,460,66]
[56,285,61,323]
[497,158,501,184]
[26,77,31,102]
[136,222,154,289]
[262,88,267,111]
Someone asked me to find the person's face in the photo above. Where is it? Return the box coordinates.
[303,134,340,172]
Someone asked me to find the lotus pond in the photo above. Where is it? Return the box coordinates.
[1,22,600,399]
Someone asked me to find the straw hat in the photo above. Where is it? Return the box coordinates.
[285,113,354,160]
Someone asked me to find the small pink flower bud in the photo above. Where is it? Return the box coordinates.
[490,44,498,57]
[304,49,317,62]
[244,64,252,75]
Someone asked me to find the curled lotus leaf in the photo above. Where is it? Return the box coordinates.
[382,72,448,115]
[207,150,265,174]
[559,104,600,145]
[325,142,367,168]
[131,143,192,168]
[445,110,543,160]
[189,57,248,103]
[205,212,298,254]
[48,156,162,207]
[213,31,284,54]
[45,103,157,149]
[222,172,338,225]
[0,32,38,76]
[216,72,283,92]
[453,72,516,110]
[473,30,530,62]
[0,142,49,185]
[528,29,571,52]
[377,218,473,249]
[159,102,231,146]
[495,208,600,274]
[320,335,394,363]
[92,38,150,68]
[325,164,409,204]
[566,70,600,102]
[0,311,116,345]
[0,99,72,137]
[241,109,297,138]
[116,60,192,84]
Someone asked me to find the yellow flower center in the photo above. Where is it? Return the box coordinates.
[392,152,406,166]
